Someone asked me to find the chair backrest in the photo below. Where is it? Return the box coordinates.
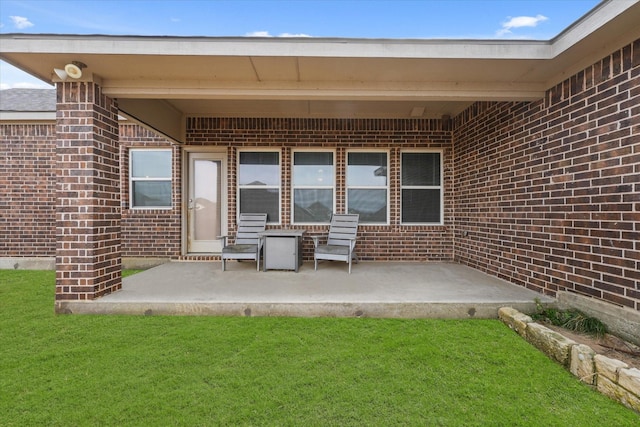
[327,214,359,247]
[235,213,267,245]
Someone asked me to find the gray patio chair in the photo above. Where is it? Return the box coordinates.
[219,213,267,271]
[312,213,359,274]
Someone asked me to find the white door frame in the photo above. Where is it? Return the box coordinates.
[182,148,228,255]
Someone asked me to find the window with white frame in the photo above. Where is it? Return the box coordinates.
[238,150,280,223]
[129,149,172,208]
[292,151,334,223]
[401,151,442,224]
[347,151,388,224]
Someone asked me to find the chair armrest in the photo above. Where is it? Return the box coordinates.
[311,235,324,248]
[217,235,229,246]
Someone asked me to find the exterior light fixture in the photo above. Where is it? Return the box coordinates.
[53,61,87,81]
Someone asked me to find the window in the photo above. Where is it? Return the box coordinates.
[347,151,388,224]
[292,151,334,223]
[238,150,280,223]
[401,151,442,224]
[129,149,172,208]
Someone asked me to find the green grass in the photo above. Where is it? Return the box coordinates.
[1,270,637,426]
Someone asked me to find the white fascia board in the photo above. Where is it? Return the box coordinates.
[0,2,637,61]
[0,111,55,121]
[1,34,552,60]
[551,0,640,56]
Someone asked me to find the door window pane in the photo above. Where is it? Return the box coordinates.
[193,160,220,240]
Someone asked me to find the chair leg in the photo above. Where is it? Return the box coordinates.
[314,256,318,271]
[348,257,352,274]
[221,257,226,271]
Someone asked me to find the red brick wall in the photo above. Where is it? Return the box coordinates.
[0,123,57,256]
[453,40,640,310]
[55,82,121,300]
[187,118,454,261]
[119,124,181,257]
[0,123,181,259]
[2,41,637,310]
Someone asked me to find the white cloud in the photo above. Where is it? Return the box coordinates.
[0,61,53,90]
[245,31,312,38]
[246,31,273,37]
[0,81,51,90]
[278,33,312,38]
[10,16,34,29]
[496,14,548,37]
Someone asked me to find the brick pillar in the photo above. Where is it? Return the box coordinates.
[55,82,122,305]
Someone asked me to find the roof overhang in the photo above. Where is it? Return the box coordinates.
[1,0,638,143]
[0,111,56,122]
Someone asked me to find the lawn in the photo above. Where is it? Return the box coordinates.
[1,270,637,426]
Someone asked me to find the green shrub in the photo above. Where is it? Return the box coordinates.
[532,299,608,338]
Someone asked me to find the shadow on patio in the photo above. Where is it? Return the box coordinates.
[57,261,555,318]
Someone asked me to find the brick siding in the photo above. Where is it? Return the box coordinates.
[453,39,640,310]
[0,124,57,256]
[0,123,180,259]
[186,118,454,261]
[1,40,638,310]
[55,82,122,300]
[119,124,181,257]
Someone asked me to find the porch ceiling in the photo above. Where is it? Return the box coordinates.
[1,0,638,142]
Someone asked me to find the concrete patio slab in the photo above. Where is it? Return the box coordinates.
[56,261,555,318]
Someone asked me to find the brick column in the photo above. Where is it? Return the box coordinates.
[55,82,122,305]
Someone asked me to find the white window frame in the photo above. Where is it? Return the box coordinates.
[400,149,444,225]
[291,149,336,225]
[129,148,173,210]
[237,148,281,225]
[346,149,390,225]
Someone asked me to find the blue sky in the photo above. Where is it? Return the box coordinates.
[0,0,602,89]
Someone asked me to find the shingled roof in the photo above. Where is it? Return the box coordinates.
[0,88,55,112]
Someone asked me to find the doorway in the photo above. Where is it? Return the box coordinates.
[187,152,226,253]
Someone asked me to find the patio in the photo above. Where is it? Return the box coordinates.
[56,261,555,318]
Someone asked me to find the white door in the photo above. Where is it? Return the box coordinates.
[187,153,225,253]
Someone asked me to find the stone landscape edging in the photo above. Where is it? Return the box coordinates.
[498,307,640,414]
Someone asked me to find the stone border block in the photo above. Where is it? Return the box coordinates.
[501,307,639,414]
[570,344,597,385]
[597,375,640,413]
[498,307,532,338]
[526,323,577,367]
[618,368,640,401]
[595,354,629,382]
